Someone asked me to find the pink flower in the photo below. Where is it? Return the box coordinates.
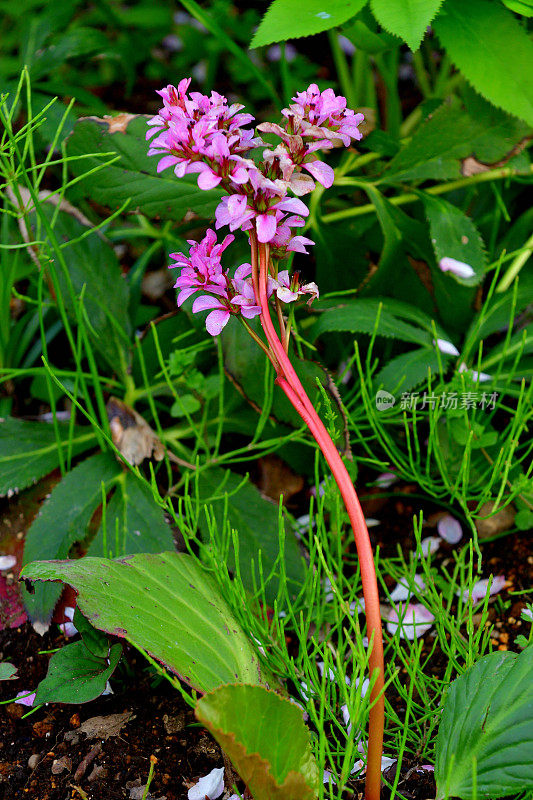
[282,84,364,147]
[170,229,233,305]
[271,270,319,304]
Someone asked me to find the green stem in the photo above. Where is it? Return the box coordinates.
[324,164,533,224]
[412,50,432,98]
[496,230,533,292]
[328,30,355,109]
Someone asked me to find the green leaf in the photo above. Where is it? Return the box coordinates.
[515,509,533,530]
[30,28,114,81]
[384,97,530,183]
[433,0,533,125]
[0,663,17,680]
[66,116,222,220]
[34,641,122,705]
[72,607,111,659]
[170,394,202,417]
[0,417,96,498]
[341,18,398,53]
[22,553,271,693]
[310,298,432,344]
[503,0,533,16]
[422,194,486,285]
[196,684,319,800]
[196,467,305,603]
[251,0,368,47]
[22,452,122,625]
[370,0,444,50]
[87,469,174,558]
[375,347,441,395]
[435,647,533,799]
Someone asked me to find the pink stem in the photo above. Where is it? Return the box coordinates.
[252,233,385,800]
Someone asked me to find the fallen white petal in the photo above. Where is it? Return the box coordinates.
[420,536,441,556]
[437,514,463,544]
[375,472,396,488]
[188,767,225,800]
[323,769,336,785]
[439,257,475,279]
[101,680,113,696]
[458,362,492,382]
[462,575,506,603]
[317,661,336,681]
[434,338,460,357]
[365,518,380,528]
[389,574,426,603]
[386,604,435,640]
[521,607,533,622]
[0,555,16,570]
[341,703,352,734]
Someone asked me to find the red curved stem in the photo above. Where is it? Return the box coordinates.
[251,232,385,800]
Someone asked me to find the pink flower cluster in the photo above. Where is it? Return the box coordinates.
[169,230,319,335]
[147,80,364,257]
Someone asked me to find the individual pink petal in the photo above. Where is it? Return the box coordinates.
[256,213,277,243]
[304,159,334,188]
[15,691,36,707]
[177,287,198,307]
[197,168,222,190]
[386,603,434,640]
[187,766,225,800]
[277,197,309,217]
[437,514,463,544]
[156,155,179,172]
[205,309,230,336]
[286,235,315,254]
[192,295,224,313]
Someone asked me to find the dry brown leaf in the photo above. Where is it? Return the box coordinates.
[64,712,133,744]
[107,397,193,469]
[257,455,304,504]
[102,113,138,134]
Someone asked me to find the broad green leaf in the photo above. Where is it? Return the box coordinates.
[370,0,444,50]
[503,0,533,15]
[433,0,533,125]
[422,194,486,285]
[384,97,530,183]
[251,0,368,47]
[196,684,319,800]
[22,452,122,625]
[23,453,175,624]
[34,641,122,705]
[196,467,305,602]
[66,116,222,220]
[375,347,441,395]
[0,417,96,497]
[22,553,271,693]
[435,647,533,799]
[87,469,174,558]
[310,298,432,344]
[73,607,111,659]
[0,663,17,680]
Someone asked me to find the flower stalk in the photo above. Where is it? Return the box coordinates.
[145,77,384,798]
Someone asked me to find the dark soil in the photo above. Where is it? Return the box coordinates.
[1,474,531,800]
